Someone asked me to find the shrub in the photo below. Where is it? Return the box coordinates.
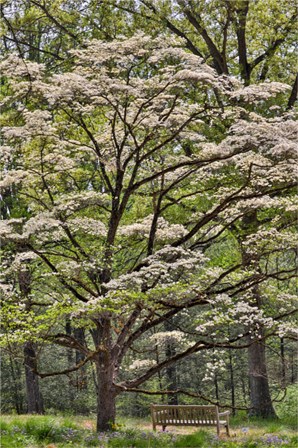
[275,385,298,420]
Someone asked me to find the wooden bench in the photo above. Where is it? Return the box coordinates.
[150,404,230,436]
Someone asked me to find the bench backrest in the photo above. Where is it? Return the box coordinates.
[151,405,219,426]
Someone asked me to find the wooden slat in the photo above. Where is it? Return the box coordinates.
[151,404,230,436]
[152,405,219,426]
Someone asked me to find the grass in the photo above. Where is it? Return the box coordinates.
[0,414,297,447]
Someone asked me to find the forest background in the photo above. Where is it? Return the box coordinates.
[0,0,297,440]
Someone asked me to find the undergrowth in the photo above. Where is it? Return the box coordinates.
[0,414,297,447]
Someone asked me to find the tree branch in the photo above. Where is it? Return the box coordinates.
[178,2,228,74]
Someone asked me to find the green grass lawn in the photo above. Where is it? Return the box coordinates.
[0,414,297,447]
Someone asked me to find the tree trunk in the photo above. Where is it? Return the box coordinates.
[280,337,286,388]
[95,358,117,431]
[166,360,178,405]
[241,211,277,418]
[214,373,219,402]
[9,354,24,414]
[290,349,296,384]
[155,346,165,403]
[164,321,178,405]
[248,335,276,418]
[74,327,87,390]
[24,342,44,414]
[65,320,76,405]
[241,375,248,406]
[228,350,236,416]
[91,319,117,431]
[18,263,43,413]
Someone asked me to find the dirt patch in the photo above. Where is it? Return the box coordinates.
[81,419,96,430]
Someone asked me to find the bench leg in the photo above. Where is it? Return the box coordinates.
[152,422,156,432]
[162,425,166,432]
[226,424,230,437]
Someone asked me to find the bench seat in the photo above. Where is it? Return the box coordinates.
[150,404,230,436]
[152,419,228,425]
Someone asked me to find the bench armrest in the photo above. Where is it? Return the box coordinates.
[218,411,230,418]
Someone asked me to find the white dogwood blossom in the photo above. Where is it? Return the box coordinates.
[150,331,186,344]
[118,215,187,241]
[0,34,296,411]
[129,359,157,371]
[231,82,291,102]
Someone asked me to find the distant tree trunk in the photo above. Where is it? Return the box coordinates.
[165,355,178,405]
[241,375,248,406]
[248,332,276,418]
[164,320,178,405]
[287,73,298,109]
[290,347,296,384]
[18,264,43,414]
[65,320,76,405]
[241,212,277,418]
[74,327,87,390]
[214,373,219,402]
[24,342,44,414]
[9,354,24,414]
[155,346,165,403]
[280,337,286,388]
[228,350,236,416]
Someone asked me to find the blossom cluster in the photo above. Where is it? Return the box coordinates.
[196,294,276,340]
[118,215,187,241]
[0,33,296,360]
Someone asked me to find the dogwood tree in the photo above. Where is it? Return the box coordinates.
[0,34,297,430]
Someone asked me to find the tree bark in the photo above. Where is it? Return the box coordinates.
[24,341,44,414]
[280,337,286,389]
[214,373,219,402]
[228,350,236,416]
[234,0,251,84]
[74,327,88,390]
[164,320,178,405]
[18,264,44,414]
[241,211,277,418]
[9,354,24,414]
[248,334,276,418]
[287,73,298,110]
[65,320,76,404]
[290,350,296,383]
[91,319,118,431]
[95,357,117,431]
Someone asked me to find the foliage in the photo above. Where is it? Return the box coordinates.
[1,35,296,345]
[275,384,298,419]
[0,415,84,447]
[0,415,297,447]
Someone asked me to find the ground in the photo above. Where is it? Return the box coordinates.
[0,414,297,447]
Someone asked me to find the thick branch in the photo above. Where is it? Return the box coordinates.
[179,3,228,74]
[118,386,250,411]
[234,1,250,84]
[29,0,79,41]
[34,353,92,378]
[28,246,89,303]
[120,334,259,390]
[287,73,298,110]
[140,1,203,58]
